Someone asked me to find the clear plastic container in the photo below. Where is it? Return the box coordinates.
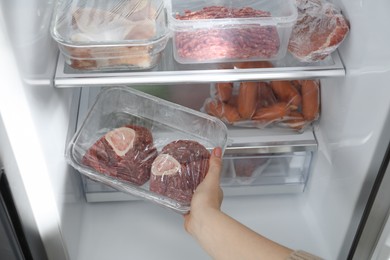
[51,0,170,71]
[65,86,228,214]
[168,0,298,64]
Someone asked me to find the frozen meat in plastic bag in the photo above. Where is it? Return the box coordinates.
[288,0,350,62]
[71,2,157,43]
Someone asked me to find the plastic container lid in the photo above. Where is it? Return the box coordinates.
[51,0,169,47]
[168,0,297,29]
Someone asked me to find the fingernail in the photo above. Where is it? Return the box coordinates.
[213,147,222,158]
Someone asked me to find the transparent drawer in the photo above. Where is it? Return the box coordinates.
[82,151,314,201]
[221,151,313,196]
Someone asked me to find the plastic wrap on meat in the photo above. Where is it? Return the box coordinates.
[235,158,269,177]
[150,140,210,203]
[234,157,270,185]
[82,125,157,186]
[288,0,350,62]
[202,77,321,131]
[51,0,170,71]
[67,7,157,70]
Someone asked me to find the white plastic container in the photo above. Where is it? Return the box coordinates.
[65,86,228,214]
[168,0,298,64]
[51,0,170,71]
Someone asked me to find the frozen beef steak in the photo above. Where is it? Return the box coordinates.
[82,125,157,186]
[235,158,271,185]
[288,0,350,62]
[234,158,268,178]
[149,140,210,204]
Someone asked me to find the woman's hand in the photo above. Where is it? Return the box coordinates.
[184,147,223,235]
[183,147,295,260]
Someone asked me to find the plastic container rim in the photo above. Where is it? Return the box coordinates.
[50,0,171,48]
[51,27,171,49]
[167,1,298,28]
[58,48,163,60]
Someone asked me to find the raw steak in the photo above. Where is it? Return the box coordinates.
[288,0,350,62]
[149,140,210,204]
[82,125,157,186]
[234,158,268,178]
[68,7,157,70]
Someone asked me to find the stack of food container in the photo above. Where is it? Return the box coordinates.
[51,0,298,69]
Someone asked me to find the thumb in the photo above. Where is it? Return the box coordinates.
[204,147,223,185]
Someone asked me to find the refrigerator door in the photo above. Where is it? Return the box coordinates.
[0,1,81,260]
[372,217,390,260]
[349,142,390,259]
[0,171,29,260]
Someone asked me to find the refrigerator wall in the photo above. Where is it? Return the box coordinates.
[0,0,390,260]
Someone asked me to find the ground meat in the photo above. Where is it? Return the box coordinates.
[82,125,157,186]
[149,140,210,204]
[175,6,271,20]
[174,6,280,62]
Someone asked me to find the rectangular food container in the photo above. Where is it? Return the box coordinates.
[65,86,228,214]
[167,0,298,64]
[51,0,170,71]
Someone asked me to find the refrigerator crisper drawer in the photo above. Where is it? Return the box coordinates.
[73,86,317,202]
[221,152,313,195]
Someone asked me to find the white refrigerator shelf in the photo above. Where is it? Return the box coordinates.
[54,40,345,88]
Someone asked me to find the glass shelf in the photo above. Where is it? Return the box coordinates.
[54,40,345,88]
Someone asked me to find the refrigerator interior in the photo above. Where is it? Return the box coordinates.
[1,0,390,260]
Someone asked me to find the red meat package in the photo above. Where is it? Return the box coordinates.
[288,0,350,62]
[66,87,228,214]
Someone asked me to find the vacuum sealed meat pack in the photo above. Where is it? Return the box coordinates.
[66,86,228,214]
